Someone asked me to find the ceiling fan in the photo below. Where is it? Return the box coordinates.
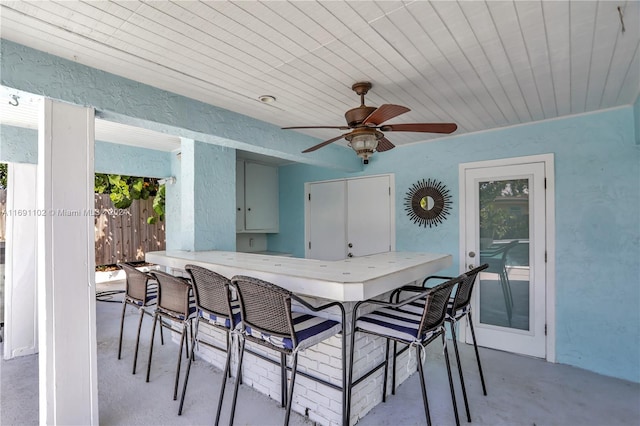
[282,82,457,164]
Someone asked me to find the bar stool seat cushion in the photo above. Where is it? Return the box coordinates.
[355,301,438,343]
[245,311,341,351]
[199,300,242,329]
[447,301,470,320]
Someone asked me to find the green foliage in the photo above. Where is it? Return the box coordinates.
[148,185,166,224]
[94,174,109,193]
[94,174,165,223]
[130,177,151,200]
[479,180,529,241]
[108,175,133,209]
[0,163,7,189]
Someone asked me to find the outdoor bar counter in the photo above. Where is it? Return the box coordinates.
[146,250,452,425]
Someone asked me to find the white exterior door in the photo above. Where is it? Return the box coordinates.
[347,175,392,257]
[307,180,347,261]
[306,174,394,261]
[460,155,555,359]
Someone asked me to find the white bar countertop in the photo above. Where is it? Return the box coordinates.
[146,250,452,302]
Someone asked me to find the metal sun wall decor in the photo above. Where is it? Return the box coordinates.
[404,178,452,228]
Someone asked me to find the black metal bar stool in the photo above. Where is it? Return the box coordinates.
[146,270,196,400]
[391,264,489,422]
[346,277,462,426]
[178,264,241,423]
[117,262,164,374]
[227,275,346,426]
[425,264,489,422]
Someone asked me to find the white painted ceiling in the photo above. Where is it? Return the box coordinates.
[1,1,639,156]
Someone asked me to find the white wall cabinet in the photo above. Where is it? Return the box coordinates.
[305,174,395,260]
[236,160,279,233]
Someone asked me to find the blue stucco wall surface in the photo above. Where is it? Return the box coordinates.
[95,142,171,178]
[0,124,171,177]
[166,149,182,251]
[179,139,235,251]
[274,107,640,383]
[634,95,640,145]
[0,125,37,164]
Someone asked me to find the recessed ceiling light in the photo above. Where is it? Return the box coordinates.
[258,95,276,103]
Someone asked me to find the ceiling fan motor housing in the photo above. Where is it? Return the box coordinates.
[345,106,377,127]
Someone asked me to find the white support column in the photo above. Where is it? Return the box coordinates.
[3,163,38,359]
[37,99,98,425]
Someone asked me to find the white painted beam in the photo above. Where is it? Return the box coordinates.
[37,99,98,425]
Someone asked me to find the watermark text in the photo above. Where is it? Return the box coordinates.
[1,208,131,217]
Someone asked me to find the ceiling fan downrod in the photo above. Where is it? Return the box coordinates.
[352,81,372,107]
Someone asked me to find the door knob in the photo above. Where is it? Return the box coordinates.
[468,251,476,258]
[347,253,353,258]
[348,243,353,248]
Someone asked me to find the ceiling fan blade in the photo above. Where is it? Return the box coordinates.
[381,123,457,134]
[363,104,411,125]
[376,137,395,152]
[283,125,350,130]
[302,133,347,153]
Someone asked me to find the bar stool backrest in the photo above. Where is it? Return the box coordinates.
[119,262,152,303]
[450,264,489,313]
[484,240,519,274]
[151,270,191,317]
[185,264,234,324]
[418,278,460,337]
[231,275,296,346]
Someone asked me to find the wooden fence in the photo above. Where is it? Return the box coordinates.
[0,189,6,242]
[94,194,165,266]
[0,191,165,266]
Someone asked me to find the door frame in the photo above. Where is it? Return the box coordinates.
[458,154,556,362]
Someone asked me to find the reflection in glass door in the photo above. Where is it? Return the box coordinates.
[463,160,548,358]
[478,179,530,331]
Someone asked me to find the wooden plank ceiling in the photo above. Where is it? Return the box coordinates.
[1,1,638,152]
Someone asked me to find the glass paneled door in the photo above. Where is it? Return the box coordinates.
[463,161,547,358]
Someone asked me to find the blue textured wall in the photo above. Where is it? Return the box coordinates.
[0,125,38,164]
[273,106,640,383]
[180,140,235,251]
[95,142,171,177]
[634,95,640,145]
[166,148,182,250]
[0,124,171,177]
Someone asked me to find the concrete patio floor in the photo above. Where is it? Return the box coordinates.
[1,280,639,425]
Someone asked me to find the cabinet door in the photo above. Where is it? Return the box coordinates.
[306,174,393,260]
[307,180,347,260]
[236,160,245,231]
[244,162,279,231]
[347,175,392,257]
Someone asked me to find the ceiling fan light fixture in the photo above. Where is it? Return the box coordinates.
[347,132,379,164]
